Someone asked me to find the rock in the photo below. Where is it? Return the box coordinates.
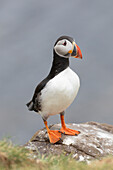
[25,122,113,162]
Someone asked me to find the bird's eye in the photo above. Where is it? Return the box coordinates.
[63,41,67,46]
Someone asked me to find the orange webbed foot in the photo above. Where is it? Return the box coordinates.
[60,114,80,136]
[44,120,62,144]
[47,130,62,143]
[59,127,80,136]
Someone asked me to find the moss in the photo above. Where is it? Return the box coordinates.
[0,139,113,170]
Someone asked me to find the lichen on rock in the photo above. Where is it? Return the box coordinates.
[25,122,113,162]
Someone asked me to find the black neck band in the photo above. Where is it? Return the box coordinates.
[48,51,69,78]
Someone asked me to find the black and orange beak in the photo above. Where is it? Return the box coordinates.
[68,42,82,59]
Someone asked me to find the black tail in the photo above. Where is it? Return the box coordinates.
[26,101,34,111]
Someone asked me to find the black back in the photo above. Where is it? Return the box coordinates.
[26,51,69,112]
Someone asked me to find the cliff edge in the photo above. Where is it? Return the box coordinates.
[25,122,113,161]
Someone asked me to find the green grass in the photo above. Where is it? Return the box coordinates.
[0,139,113,170]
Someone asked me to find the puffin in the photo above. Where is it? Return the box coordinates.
[26,36,82,144]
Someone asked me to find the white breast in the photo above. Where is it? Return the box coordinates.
[40,67,80,118]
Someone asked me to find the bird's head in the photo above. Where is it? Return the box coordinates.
[54,36,82,59]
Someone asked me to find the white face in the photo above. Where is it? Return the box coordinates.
[54,39,73,58]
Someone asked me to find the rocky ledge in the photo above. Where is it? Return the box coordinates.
[25,122,113,161]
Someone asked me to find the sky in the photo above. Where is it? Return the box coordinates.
[0,0,113,144]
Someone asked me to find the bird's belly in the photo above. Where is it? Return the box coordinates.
[40,68,80,117]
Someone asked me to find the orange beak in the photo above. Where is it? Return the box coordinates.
[69,42,82,59]
[74,44,82,59]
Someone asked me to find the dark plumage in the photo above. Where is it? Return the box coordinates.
[27,47,69,112]
[26,36,82,143]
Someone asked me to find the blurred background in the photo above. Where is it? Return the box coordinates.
[0,0,113,144]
